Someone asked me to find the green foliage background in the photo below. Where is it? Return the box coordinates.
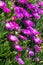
[0,0,43,65]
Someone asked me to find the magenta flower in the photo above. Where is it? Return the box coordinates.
[7,34,19,42]
[14,44,22,51]
[32,12,40,19]
[12,16,17,21]
[26,47,29,52]
[27,26,39,35]
[23,20,34,27]
[31,36,42,44]
[34,57,39,62]
[15,55,24,65]
[20,7,32,18]
[14,6,20,13]
[14,6,32,18]
[5,21,19,30]
[18,58,24,65]
[16,13,24,19]
[18,34,27,40]
[23,11,32,18]
[5,22,14,30]
[15,55,19,61]
[22,29,32,36]
[0,1,6,9]
[18,0,27,4]
[34,45,40,52]
[14,6,24,18]
[38,8,43,14]
[27,3,38,10]
[10,21,19,30]
[3,7,11,13]
[26,3,34,10]
[29,50,34,56]
[37,1,43,6]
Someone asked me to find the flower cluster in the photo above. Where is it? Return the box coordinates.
[0,0,43,65]
[0,1,11,13]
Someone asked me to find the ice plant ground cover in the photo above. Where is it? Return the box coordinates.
[0,0,43,65]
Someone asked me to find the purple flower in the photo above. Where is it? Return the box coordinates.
[22,29,32,36]
[26,47,29,52]
[26,3,34,10]
[15,55,19,61]
[27,26,39,35]
[18,0,27,4]
[5,21,19,30]
[26,3,37,10]
[16,13,24,19]
[7,34,19,42]
[0,1,6,9]
[10,21,19,30]
[5,22,14,30]
[20,7,32,18]
[14,44,22,51]
[33,4,39,12]
[14,6,32,18]
[3,7,11,13]
[18,34,27,40]
[31,36,42,44]
[23,20,34,27]
[26,3,39,12]
[18,58,24,65]
[37,1,43,6]
[23,11,32,18]
[38,8,43,14]
[14,6,24,19]
[15,56,24,65]
[32,12,40,19]
[34,57,39,62]
[29,50,34,56]
[34,45,40,52]
[14,6,20,13]
[12,16,17,21]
